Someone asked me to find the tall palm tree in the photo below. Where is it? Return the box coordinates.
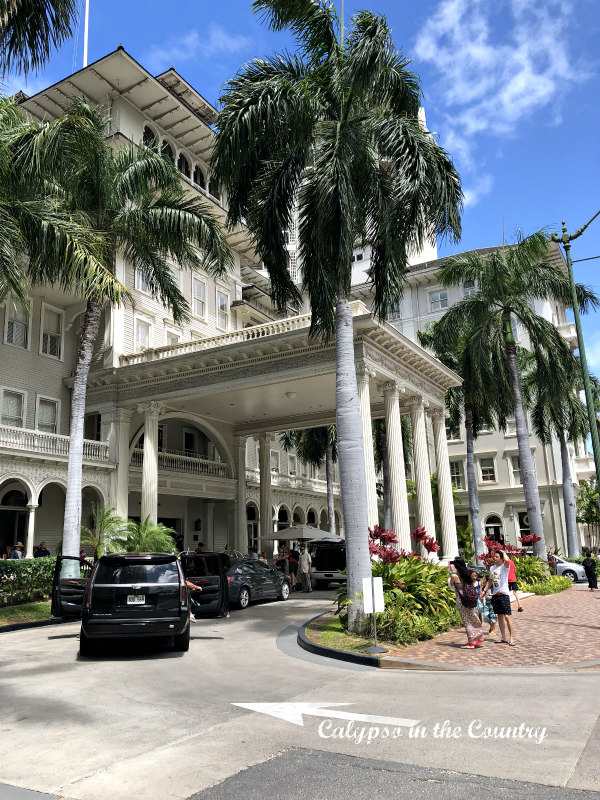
[281,426,338,534]
[212,0,462,630]
[0,0,77,76]
[0,96,119,306]
[522,350,599,557]
[419,321,510,560]
[16,100,232,559]
[435,233,598,559]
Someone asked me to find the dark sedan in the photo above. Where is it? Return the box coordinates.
[226,559,291,608]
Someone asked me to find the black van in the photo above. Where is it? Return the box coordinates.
[51,552,227,656]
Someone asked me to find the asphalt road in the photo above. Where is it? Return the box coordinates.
[0,591,599,800]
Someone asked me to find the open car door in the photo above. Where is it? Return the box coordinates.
[180,552,229,619]
[50,556,94,620]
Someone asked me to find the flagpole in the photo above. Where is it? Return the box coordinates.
[83,0,90,67]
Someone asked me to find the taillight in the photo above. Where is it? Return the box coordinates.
[84,564,99,608]
[227,576,233,584]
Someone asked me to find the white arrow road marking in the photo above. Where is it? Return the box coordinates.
[232,702,420,728]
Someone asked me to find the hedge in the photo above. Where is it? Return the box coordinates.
[0,557,56,605]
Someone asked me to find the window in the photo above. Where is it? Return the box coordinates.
[135,317,151,352]
[505,417,517,436]
[450,461,465,490]
[183,428,198,456]
[161,141,174,164]
[193,166,205,190]
[429,290,448,312]
[216,291,229,331]
[287,454,296,475]
[1,389,25,427]
[170,266,180,289]
[40,305,63,359]
[479,457,496,483]
[192,278,206,318]
[37,397,59,434]
[446,419,461,441]
[352,252,364,262]
[485,515,504,544]
[165,329,180,346]
[511,455,522,485]
[270,450,280,472]
[463,280,476,297]
[177,153,190,178]
[143,126,158,148]
[300,461,308,478]
[5,300,29,348]
[134,269,149,293]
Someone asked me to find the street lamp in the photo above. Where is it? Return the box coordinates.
[551,212,600,506]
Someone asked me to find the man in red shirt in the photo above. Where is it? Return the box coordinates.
[507,557,523,612]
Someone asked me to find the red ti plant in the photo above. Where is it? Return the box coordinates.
[411,525,440,556]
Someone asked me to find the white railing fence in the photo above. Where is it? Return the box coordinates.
[0,425,109,461]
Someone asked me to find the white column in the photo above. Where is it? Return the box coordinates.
[235,435,248,554]
[102,408,132,520]
[431,407,459,561]
[25,503,38,558]
[206,502,215,549]
[356,369,379,528]
[381,382,411,550]
[138,402,163,524]
[409,396,437,543]
[258,434,273,544]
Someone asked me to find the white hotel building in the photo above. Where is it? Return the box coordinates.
[0,48,591,559]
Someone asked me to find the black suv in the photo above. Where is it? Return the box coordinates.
[51,553,227,656]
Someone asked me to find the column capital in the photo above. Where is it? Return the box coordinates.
[258,432,274,444]
[356,367,376,383]
[235,434,248,447]
[27,504,39,511]
[429,406,447,422]
[406,395,424,412]
[137,401,165,419]
[378,380,405,398]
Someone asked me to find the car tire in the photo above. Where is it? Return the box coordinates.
[314,579,327,589]
[562,570,577,582]
[237,586,251,609]
[79,628,95,657]
[173,626,190,652]
[278,581,290,601]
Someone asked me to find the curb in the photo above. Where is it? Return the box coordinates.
[297,612,466,671]
[0,618,71,634]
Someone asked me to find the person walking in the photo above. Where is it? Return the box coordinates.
[298,545,312,593]
[507,557,523,611]
[484,550,515,646]
[481,576,498,637]
[288,546,299,591]
[449,558,484,648]
[582,552,598,590]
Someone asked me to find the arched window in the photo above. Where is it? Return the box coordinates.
[1,490,27,506]
[193,166,205,190]
[277,507,289,531]
[143,126,157,148]
[208,179,221,202]
[307,509,316,525]
[161,141,175,164]
[177,153,190,178]
[484,514,504,544]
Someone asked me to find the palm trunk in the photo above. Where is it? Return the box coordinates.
[506,339,547,559]
[560,431,580,557]
[381,429,392,531]
[62,299,102,558]
[465,402,484,558]
[325,444,337,535]
[335,288,370,633]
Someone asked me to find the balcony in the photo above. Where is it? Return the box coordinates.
[130,448,229,478]
[0,425,109,462]
[574,453,596,480]
[245,467,340,494]
[558,321,578,349]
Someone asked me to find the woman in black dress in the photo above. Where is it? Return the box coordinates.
[582,552,598,590]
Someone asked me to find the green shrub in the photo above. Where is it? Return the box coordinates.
[0,558,56,605]
[456,521,475,564]
[514,556,550,584]
[520,576,572,595]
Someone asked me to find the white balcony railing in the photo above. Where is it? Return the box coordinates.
[0,425,109,462]
[245,467,340,494]
[120,301,369,367]
[131,448,229,478]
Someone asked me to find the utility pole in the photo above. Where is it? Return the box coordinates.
[551,211,600,509]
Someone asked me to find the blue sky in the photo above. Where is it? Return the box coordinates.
[5,0,600,362]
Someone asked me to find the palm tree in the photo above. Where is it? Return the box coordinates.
[576,480,600,552]
[419,321,510,560]
[281,427,338,534]
[212,0,462,630]
[522,350,599,557]
[81,504,127,561]
[124,517,177,554]
[435,233,598,559]
[373,416,412,531]
[0,0,78,76]
[16,100,232,559]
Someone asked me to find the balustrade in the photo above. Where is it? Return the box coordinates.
[0,425,109,461]
[131,448,229,478]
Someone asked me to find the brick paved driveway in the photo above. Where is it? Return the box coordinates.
[386,584,600,668]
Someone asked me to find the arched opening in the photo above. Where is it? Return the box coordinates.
[193,165,205,190]
[246,502,258,553]
[292,505,305,525]
[177,153,191,178]
[208,179,221,202]
[484,514,504,544]
[277,506,290,532]
[36,482,67,557]
[0,481,29,557]
[161,141,175,164]
[307,507,317,526]
[143,125,158,148]
[319,509,328,530]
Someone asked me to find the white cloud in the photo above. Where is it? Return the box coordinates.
[146,25,252,72]
[1,74,49,98]
[414,0,589,206]
[463,174,494,208]
[585,332,600,373]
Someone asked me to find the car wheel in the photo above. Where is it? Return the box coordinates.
[79,628,95,657]
[278,581,290,601]
[562,570,577,582]
[315,580,327,589]
[173,626,190,652]
[238,586,251,609]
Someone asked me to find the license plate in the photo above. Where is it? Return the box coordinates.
[127,595,145,605]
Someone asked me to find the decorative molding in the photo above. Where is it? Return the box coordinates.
[137,401,166,418]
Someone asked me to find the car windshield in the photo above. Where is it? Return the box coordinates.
[95,562,179,584]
